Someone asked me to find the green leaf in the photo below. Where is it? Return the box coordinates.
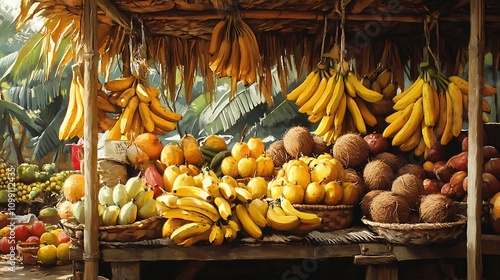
[260,100,300,127]
[1,32,43,82]
[0,100,42,135]
[33,108,65,160]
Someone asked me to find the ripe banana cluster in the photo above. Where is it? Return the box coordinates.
[97,175,157,226]
[200,145,231,177]
[288,63,384,144]
[59,66,85,140]
[102,75,182,141]
[382,64,494,155]
[209,9,263,99]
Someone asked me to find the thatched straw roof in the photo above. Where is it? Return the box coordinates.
[15,0,500,103]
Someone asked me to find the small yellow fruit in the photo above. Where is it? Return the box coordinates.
[40,232,59,246]
[160,144,184,166]
[282,182,305,204]
[37,244,58,266]
[220,175,239,189]
[323,181,343,205]
[247,177,268,200]
[172,173,197,191]
[310,160,337,184]
[341,182,361,205]
[286,164,310,189]
[237,156,257,178]
[247,137,265,159]
[231,142,251,161]
[193,173,204,188]
[220,156,239,178]
[56,242,71,262]
[162,165,182,192]
[304,181,326,204]
[203,135,227,150]
[250,198,269,216]
[255,155,275,177]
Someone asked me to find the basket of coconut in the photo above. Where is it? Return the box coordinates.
[360,174,467,246]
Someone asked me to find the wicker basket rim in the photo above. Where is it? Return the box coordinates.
[60,216,163,231]
[361,214,467,230]
[292,204,354,210]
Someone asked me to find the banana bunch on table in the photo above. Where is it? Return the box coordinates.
[287,62,384,144]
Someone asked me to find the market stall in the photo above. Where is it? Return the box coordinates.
[2,0,500,279]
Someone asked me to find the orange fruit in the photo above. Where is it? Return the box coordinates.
[37,244,58,266]
[40,232,58,246]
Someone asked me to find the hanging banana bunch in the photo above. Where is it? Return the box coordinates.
[59,65,85,140]
[209,9,261,100]
[103,75,182,141]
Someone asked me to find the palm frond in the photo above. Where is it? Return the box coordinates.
[0,99,42,136]
[32,107,65,160]
[260,100,301,128]
[0,51,19,76]
[1,32,43,82]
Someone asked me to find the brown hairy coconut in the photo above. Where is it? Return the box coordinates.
[360,190,384,219]
[363,160,394,191]
[283,126,314,158]
[419,194,457,223]
[370,191,411,223]
[391,174,425,210]
[312,136,330,156]
[332,133,370,168]
[373,152,401,173]
[397,164,426,179]
[266,140,290,167]
[344,168,365,193]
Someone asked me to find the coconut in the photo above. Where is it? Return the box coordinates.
[312,136,330,156]
[57,200,74,220]
[360,190,384,219]
[419,194,457,223]
[397,164,426,179]
[363,160,394,191]
[344,168,365,192]
[370,191,411,223]
[266,140,290,167]
[373,152,401,173]
[283,126,314,158]
[332,133,370,168]
[391,174,425,210]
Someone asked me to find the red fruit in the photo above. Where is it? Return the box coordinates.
[14,225,30,242]
[25,236,40,244]
[152,185,163,199]
[423,178,441,194]
[29,221,45,237]
[0,236,12,254]
[143,166,164,189]
[363,133,388,155]
[57,231,70,244]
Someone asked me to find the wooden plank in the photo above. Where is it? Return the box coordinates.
[111,262,140,280]
[101,244,361,262]
[366,264,398,280]
[82,0,100,279]
[354,254,397,266]
[467,0,485,279]
[481,234,500,255]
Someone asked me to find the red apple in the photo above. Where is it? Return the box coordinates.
[14,225,30,242]
[57,231,70,244]
[25,236,40,244]
[0,236,11,254]
[364,133,388,155]
[29,221,45,237]
[423,178,441,194]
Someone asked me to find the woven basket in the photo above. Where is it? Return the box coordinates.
[361,214,467,246]
[292,204,354,232]
[60,216,165,247]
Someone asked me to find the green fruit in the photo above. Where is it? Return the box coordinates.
[17,163,37,184]
[39,207,58,218]
[35,171,51,183]
[42,163,56,175]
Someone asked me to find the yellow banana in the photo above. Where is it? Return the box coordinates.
[295,71,321,107]
[227,219,241,233]
[448,76,468,95]
[162,218,190,239]
[235,204,262,239]
[385,109,404,124]
[345,95,367,134]
[393,78,424,110]
[382,103,413,138]
[246,203,268,228]
[421,82,436,127]
[106,115,123,140]
[97,95,120,113]
[177,230,211,247]
[344,75,357,97]
[382,82,397,100]
[234,187,252,204]
[326,74,345,116]
[150,111,177,133]
[314,115,334,137]
[138,101,155,133]
[221,224,236,242]
[484,83,497,96]
[299,76,328,113]
[398,127,422,152]
[59,75,79,140]
[280,198,322,225]
[440,89,454,145]
[120,96,139,135]
[149,98,182,122]
[209,20,227,55]
[266,204,300,231]
[376,68,392,89]
[434,91,447,137]
[448,82,463,137]
[288,221,322,235]
[392,98,424,146]
[170,222,212,244]
[421,120,436,148]
[173,186,213,202]
[135,83,153,103]
[287,70,317,101]
[414,137,426,156]
[346,71,383,103]
[116,87,136,108]
[333,94,347,130]
[393,76,423,103]
[218,182,236,201]
[161,208,214,224]
[311,75,336,115]
[145,83,159,98]
[104,76,136,92]
[156,193,179,208]
[307,111,325,123]
[354,97,377,127]
[176,196,220,222]
[214,196,232,221]
[69,75,85,139]
[209,224,224,246]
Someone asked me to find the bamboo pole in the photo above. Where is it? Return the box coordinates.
[467,0,484,279]
[82,0,100,278]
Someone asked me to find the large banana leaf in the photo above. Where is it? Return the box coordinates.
[260,99,301,128]
[0,99,42,136]
[31,105,66,160]
[0,51,18,75]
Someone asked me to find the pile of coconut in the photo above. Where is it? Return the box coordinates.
[361,172,458,224]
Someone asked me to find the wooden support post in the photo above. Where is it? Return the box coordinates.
[111,262,141,280]
[467,0,484,279]
[82,0,100,279]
